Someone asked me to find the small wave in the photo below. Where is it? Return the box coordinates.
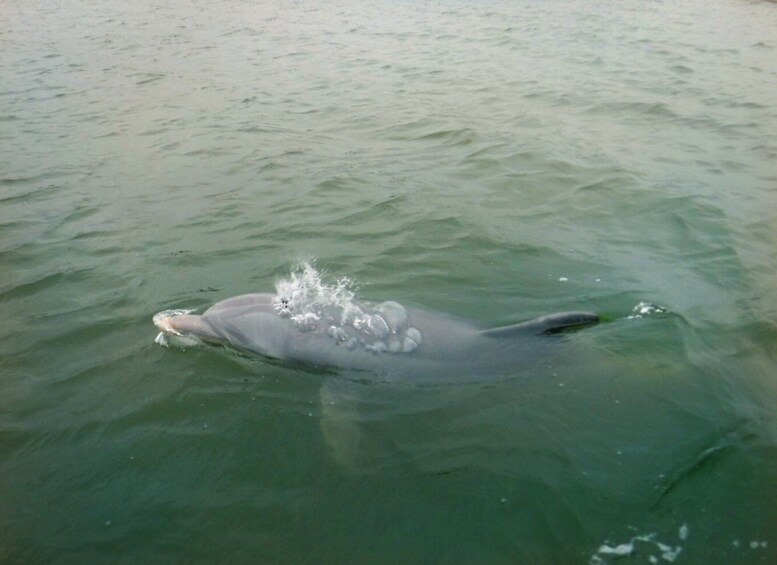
[584,101,678,120]
[415,127,478,146]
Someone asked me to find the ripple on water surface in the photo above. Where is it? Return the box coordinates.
[1,0,776,562]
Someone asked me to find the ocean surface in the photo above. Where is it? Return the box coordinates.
[2,0,776,562]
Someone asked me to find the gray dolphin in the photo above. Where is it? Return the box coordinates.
[153,292,598,378]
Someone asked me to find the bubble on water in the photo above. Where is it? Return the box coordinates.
[328,326,348,342]
[378,301,408,332]
[363,314,389,340]
[406,327,422,345]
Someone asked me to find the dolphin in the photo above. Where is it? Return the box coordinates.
[153,292,598,378]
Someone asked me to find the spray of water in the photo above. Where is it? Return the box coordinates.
[272,261,421,353]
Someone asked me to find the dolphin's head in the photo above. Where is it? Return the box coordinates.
[153,310,222,348]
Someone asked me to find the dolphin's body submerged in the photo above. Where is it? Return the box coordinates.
[154,292,598,377]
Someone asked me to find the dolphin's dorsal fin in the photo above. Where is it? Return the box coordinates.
[482,311,599,338]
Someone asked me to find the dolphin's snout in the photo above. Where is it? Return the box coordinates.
[154,315,182,335]
[152,309,199,336]
[152,310,222,347]
[153,310,209,349]
[153,313,181,335]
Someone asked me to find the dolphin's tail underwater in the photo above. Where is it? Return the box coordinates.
[481,311,599,338]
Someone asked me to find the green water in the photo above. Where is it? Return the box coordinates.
[2,0,776,562]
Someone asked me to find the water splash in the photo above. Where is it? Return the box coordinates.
[272,261,422,353]
[628,301,668,319]
[273,261,360,329]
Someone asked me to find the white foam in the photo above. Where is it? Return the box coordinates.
[627,301,668,319]
[272,261,423,354]
[597,541,635,556]
[273,261,357,324]
[590,528,687,564]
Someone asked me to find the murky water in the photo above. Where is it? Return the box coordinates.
[2,0,776,562]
